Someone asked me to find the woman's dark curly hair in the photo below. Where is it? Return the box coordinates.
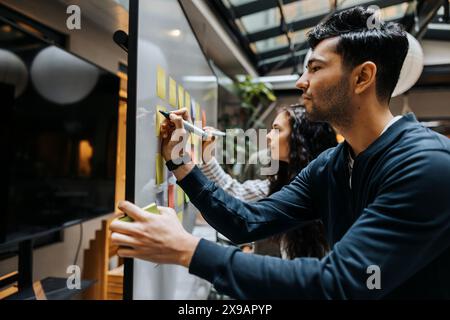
[268,105,337,259]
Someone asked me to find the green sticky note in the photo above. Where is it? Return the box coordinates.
[119,215,134,222]
[142,202,160,215]
[119,203,159,222]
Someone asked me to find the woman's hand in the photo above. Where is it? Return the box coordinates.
[202,126,217,164]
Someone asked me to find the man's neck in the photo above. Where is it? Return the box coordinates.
[337,105,394,157]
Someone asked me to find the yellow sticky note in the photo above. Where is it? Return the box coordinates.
[156,153,165,185]
[178,85,184,109]
[169,78,177,107]
[177,186,184,207]
[155,105,167,137]
[192,133,200,147]
[195,103,201,121]
[177,211,183,223]
[197,143,202,165]
[157,66,166,100]
[185,92,191,116]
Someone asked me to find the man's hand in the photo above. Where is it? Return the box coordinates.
[160,108,195,181]
[110,201,200,267]
[160,108,190,162]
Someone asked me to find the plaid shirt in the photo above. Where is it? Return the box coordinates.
[199,158,270,203]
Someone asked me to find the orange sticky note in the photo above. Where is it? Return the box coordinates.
[156,66,166,100]
[169,77,177,107]
[168,184,175,209]
[202,110,206,128]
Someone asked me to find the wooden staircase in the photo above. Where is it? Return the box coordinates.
[82,219,125,300]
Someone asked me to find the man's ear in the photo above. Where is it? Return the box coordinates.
[353,61,377,95]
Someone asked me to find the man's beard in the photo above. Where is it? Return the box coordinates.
[305,77,353,128]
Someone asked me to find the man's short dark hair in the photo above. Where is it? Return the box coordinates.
[307,6,409,102]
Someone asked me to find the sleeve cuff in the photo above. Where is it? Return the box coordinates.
[188,238,233,283]
[177,165,211,202]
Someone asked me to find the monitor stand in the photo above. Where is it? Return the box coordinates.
[4,239,94,300]
[17,239,33,291]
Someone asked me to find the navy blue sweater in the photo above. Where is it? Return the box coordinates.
[178,113,450,299]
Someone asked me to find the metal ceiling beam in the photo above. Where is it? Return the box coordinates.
[208,0,259,70]
[233,0,298,18]
[256,14,407,62]
[247,0,411,43]
[407,0,446,39]
[259,24,450,74]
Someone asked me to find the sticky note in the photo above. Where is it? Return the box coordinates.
[119,215,134,222]
[157,66,166,100]
[177,211,183,223]
[143,202,160,215]
[195,103,201,123]
[168,184,175,209]
[119,203,159,222]
[155,105,167,137]
[197,143,202,165]
[191,133,198,146]
[178,85,185,109]
[169,77,177,107]
[185,92,191,117]
[185,192,190,203]
[177,186,184,207]
[202,110,206,128]
[156,153,165,185]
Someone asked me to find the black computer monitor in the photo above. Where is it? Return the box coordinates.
[0,20,119,246]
